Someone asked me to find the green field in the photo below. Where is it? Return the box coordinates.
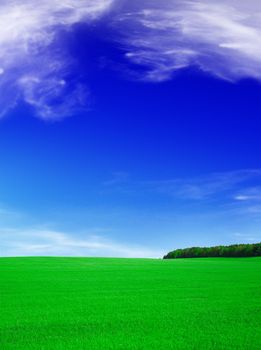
[0,257,260,350]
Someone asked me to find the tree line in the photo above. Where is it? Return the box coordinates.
[163,243,261,259]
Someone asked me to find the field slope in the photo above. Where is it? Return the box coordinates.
[0,257,260,350]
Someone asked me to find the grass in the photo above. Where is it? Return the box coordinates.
[0,257,260,350]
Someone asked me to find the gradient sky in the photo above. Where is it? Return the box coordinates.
[0,0,260,257]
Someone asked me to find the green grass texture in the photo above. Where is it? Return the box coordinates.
[0,257,260,349]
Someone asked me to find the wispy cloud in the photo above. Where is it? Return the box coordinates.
[151,170,261,200]
[104,169,261,201]
[0,0,113,119]
[119,0,261,82]
[1,1,261,119]
[234,187,261,201]
[233,232,260,243]
[0,227,161,258]
[244,205,261,215]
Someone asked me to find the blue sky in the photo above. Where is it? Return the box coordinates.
[0,0,260,257]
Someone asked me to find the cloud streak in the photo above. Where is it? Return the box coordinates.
[104,169,261,201]
[0,227,161,258]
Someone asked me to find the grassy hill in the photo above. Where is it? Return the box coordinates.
[0,257,260,349]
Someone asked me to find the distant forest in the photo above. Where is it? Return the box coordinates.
[164,243,261,259]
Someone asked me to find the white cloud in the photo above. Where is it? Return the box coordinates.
[235,195,250,201]
[0,227,162,258]
[1,1,261,119]
[0,0,113,119]
[234,187,261,201]
[120,0,261,82]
